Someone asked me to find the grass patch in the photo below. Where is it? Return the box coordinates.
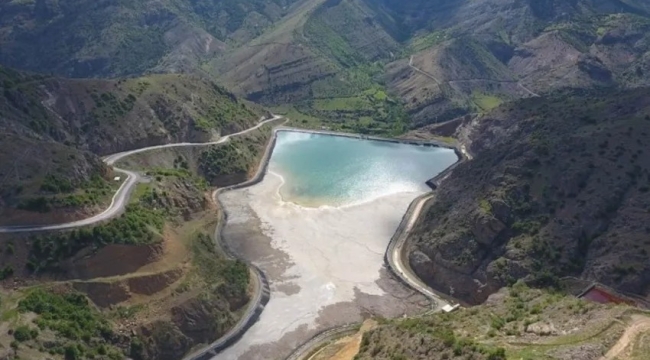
[191,233,249,294]
[17,288,124,359]
[473,93,503,111]
[313,97,372,112]
[479,199,493,214]
[198,123,275,185]
[409,31,449,53]
[271,105,325,129]
[27,204,164,272]
[17,174,116,213]
[436,136,457,145]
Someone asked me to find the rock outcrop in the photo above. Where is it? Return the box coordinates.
[408,87,650,304]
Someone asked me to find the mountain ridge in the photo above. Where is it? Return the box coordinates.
[0,65,263,225]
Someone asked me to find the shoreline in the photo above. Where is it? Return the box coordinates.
[267,170,429,211]
[271,128,470,360]
[187,123,468,359]
[273,126,464,194]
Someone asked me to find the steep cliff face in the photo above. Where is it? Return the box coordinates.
[408,87,650,304]
[140,293,249,360]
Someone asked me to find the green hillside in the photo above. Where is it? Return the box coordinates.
[0,65,262,225]
[407,87,650,305]
[0,0,301,77]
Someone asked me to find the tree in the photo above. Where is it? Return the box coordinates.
[64,345,80,360]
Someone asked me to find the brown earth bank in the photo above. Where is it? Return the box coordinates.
[0,210,249,360]
[0,129,274,360]
[405,87,650,306]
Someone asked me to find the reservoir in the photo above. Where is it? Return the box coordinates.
[216,130,458,360]
[270,131,459,207]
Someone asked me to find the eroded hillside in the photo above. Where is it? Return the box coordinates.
[406,87,650,305]
[215,0,650,130]
[0,0,302,77]
[4,0,650,134]
[0,120,279,360]
[0,65,262,226]
[354,284,650,360]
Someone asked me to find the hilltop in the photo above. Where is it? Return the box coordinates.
[0,65,262,225]
[0,0,301,77]
[213,0,650,129]
[3,0,650,133]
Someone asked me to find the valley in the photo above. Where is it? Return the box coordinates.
[214,130,458,359]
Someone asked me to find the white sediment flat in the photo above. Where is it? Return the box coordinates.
[216,171,425,359]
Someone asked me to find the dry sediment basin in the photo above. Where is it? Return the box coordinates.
[213,130,458,360]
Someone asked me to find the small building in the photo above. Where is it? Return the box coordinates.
[113,176,121,181]
[577,284,637,306]
[442,304,460,313]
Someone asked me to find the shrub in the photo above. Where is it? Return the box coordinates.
[28,204,164,270]
[18,289,112,343]
[490,316,505,330]
[17,197,51,212]
[40,175,74,193]
[130,337,145,360]
[0,265,14,280]
[13,325,35,342]
[64,345,80,360]
[487,347,507,360]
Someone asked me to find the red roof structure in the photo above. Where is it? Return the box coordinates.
[578,285,636,306]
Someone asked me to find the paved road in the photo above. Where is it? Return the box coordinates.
[184,120,288,360]
[408,55,540,98]
[0,115,283,234]
[409,56,442,85]
[389,193,450,309]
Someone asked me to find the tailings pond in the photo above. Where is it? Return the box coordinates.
[215,131,458,359]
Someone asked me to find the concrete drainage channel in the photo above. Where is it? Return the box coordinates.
[284,324,361,360]
[184,121,285,360]
[282,135,471,360]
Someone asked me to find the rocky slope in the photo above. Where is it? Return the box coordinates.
[0,0,301,77]
[115,117,282,187]
[0,132,277,359]
[214,0,650,129]
[355,283,649,360]
[0,65,262,225]
[407,87,650,305]
[4,0,650,132]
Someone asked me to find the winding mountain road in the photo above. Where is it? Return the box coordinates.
[409,56,442,85]
[408,55,540,98]
[0,115,283,234]
[1,116,465,360]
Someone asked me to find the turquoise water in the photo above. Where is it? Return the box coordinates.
[268,131,458,207]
